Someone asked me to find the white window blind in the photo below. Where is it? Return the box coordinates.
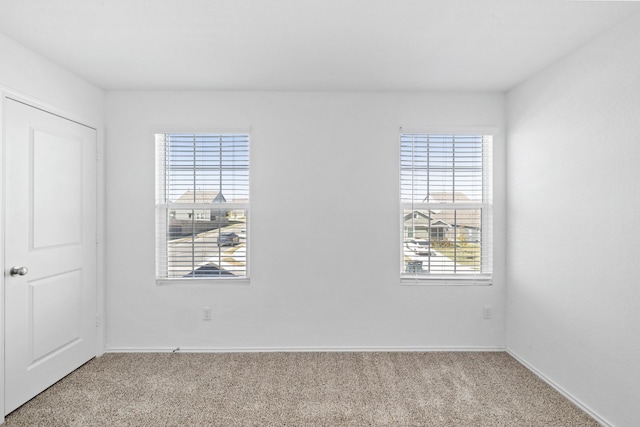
[155,133,250,280]
[400,134,492,283]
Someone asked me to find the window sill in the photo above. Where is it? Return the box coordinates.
[401,276,492,286]
[156,277,251,286]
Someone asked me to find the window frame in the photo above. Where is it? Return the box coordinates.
[154,130,251,284]
[399,129,493,285]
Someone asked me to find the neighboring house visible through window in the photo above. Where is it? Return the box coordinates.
[400,133,492,283]
[155,133,250,280]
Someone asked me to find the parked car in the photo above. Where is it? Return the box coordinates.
[405,239,435,256]
[217,232,239,246]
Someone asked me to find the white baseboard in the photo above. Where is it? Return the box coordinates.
[506,349,610,427]
[105,345,506,354]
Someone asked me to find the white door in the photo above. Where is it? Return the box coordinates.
[4,98,97,414]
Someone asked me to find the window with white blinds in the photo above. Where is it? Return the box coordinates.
[400,133,492,283]
[155,133,249,280]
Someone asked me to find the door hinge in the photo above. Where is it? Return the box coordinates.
[96,314,100,328]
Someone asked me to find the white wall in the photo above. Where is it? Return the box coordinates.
[105,91,505,351]
[506,12,640,427]
[0,33,104,125]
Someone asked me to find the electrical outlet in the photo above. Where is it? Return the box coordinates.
[203,307,212,321]
[482,306,492,319]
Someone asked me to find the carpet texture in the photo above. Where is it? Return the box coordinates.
[4,352,598,426]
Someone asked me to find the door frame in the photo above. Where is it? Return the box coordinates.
[0,88,105,421]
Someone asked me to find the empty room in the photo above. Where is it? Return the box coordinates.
[0,0,638,426]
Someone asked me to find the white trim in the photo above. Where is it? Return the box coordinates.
[0,90,7,423]
[156,277,251,286]
[402,202,489,210]
[0,87,101,132]
[95,125,106,357]
[106,346,506,353]
[401,278,493,286]
[160,202,249,210]
[507,349,612,427]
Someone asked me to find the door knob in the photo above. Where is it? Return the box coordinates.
[9,266,28,276]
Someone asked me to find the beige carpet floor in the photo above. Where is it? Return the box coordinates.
[4,352,597,426]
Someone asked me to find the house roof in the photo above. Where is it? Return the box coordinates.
[428,192,472,203]
[174,190,226,204]
[429,192,481,229]
[404,208,481,231]
[404,211,451,229]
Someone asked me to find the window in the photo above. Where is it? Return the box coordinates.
[400,133,492,283]
[155,133,249,280]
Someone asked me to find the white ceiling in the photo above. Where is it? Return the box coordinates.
[1,0,639,92]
